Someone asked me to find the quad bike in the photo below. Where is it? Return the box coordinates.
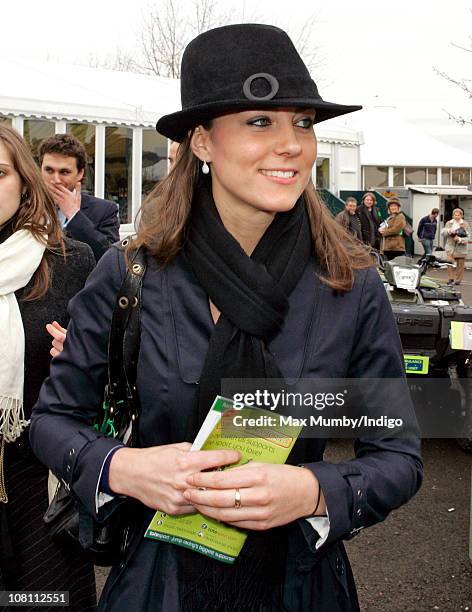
[375,252,472,452]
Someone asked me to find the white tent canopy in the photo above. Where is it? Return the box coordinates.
[344,106,472,168]
[2,58,181,126]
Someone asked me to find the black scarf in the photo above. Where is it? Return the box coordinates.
[178,179,312,611]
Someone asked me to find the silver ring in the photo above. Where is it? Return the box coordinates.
[234,488,242,509]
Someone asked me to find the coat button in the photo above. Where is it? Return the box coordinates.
[356,508,362,517]
[335,557,344,576]
[69,449,75,456]
[357,489,362,498]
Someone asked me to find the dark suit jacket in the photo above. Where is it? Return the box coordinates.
[357,204,381,249]
[30,247,423,611]
[65,193,120,261]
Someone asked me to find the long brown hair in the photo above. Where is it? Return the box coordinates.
[131,134,372,292]
[0,125,64,300]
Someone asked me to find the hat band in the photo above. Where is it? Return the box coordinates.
[182,74,322,109]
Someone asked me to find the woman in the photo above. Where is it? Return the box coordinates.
[441,208,470,285]
[379,197,406,260]
[357,191,381,248]
[0,125,96,611]
[30,25,423,612]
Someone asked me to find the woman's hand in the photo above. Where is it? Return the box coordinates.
[184,463,324,530]
[108,443,240,514]
[378,227,385,235]
[46,321,67,357]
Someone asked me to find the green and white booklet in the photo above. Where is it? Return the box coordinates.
[145,396,301,564]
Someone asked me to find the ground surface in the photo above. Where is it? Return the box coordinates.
[328,438,471,612]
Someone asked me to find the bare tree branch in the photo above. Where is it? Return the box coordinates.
[84,0,324,82]
[288,14,325,76]
[442,107,472,126]
[434,22,472,127]
[434,67,472,98]
[451,41,472,54]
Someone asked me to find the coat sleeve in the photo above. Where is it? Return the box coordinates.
[29,246,127,519]
[441,221,452,238]
[66,201,120,261]
[335,211,348,229]
[303,268,423,547]
[383,213,406,237]
[458,221,470,245]
[417,216,425,239]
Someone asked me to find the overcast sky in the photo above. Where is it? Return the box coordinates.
[4,0,472,150]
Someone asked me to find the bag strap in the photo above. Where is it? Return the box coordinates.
[100,243,147,444]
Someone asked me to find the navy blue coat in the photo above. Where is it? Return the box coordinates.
[65,193,120,261]
[417,215,438,241]
[30,246,423,611]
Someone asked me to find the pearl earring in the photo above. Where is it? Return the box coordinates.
[202,161,210,175]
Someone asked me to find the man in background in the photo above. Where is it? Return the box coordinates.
[417,208,439,255]
[39,134,120,261]
[335,196,362,240]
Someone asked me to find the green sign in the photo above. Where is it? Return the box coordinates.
[404,355,429,375]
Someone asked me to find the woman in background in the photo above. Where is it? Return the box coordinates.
[442,207,470,285]
[0,125,96,611]
[379,197,406,260]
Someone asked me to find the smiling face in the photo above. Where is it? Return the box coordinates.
[363,194,374,209]
[346,201,357,214]
[453,209,463,221]
[40,153,84,192]
[0,140,22,227]
[191,108,317,218]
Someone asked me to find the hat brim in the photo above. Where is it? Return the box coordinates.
[156,98,362,142]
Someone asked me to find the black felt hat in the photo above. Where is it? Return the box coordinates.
[156,24,362,142]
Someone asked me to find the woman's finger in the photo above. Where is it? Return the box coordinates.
[51,320,67,334]
[183,449,240,474]
[193,503,269,524]
[183,486,253,508]
[187,464,264,489]
[46,323,66,340]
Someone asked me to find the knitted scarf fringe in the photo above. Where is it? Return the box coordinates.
[0,395,29,443]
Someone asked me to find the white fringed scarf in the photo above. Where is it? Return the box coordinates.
[0,229,46,443]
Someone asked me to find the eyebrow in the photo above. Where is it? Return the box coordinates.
[0,162,12,167]
[43,165,71,171]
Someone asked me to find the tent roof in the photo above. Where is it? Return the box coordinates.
[408,185,472,196]
[1,59,181,126]
[346,107,472,168]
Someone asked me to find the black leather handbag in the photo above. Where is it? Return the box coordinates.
[43,244,147,567]
[454,227,467,238]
